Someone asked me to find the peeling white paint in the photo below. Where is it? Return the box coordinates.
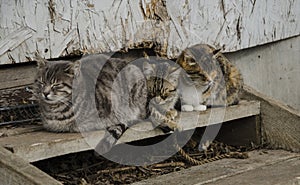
[0,28,33,57]
[0,0,299,64]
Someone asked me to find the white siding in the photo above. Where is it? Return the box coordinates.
[0,0,299,64]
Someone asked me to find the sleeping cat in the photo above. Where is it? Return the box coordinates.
[176,44,243,111]
[142,59,181,131]
[34,54,180,153]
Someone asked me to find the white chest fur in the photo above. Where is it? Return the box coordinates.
[178,76,207,112]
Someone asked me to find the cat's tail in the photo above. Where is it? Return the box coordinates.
[94,124,127,155]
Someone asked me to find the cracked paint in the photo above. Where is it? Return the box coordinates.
[0,0,299,64]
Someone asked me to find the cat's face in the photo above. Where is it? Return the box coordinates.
[147,77,177,105]
[177,44,219,92]
[35,59,80,104]
[143,61,181,105]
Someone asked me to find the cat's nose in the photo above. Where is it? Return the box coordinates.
[42,91,50,99]
[42,92,50,99]
[42,86,51,99]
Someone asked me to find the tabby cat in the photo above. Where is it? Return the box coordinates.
[142,59,181,131]
[35,54,180,153]
[176,44,243,111]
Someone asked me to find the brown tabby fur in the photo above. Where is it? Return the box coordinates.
[143,59,181,131]
[176,44,243,107]
[34,54,181,154]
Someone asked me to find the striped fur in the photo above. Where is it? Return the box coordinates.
[176,44,243,108]
[143,60,181,131]
[35,54,148,153]
[35,54,181,153]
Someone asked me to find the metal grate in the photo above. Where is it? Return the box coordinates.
[0,87,41,126]
[0,103,41,126]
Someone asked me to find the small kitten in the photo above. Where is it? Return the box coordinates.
[35,54,149,153]
[142,59,182,131]
[176,44,243,110]
[34,54,181,154]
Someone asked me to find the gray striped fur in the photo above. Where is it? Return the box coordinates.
[35,54,181,153]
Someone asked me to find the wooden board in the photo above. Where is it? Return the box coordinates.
[0,146,61,185]
[0,0,299,64]
[0,63,37,90]
[0,100,260,162]
[133,150,300,185]
[242,85,300,152]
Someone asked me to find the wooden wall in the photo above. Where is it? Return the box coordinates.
[0,0,299,64]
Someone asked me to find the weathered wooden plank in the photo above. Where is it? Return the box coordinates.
[204,157,300,185]
[242,85,300,152]
[0,0,299,64]
[0,63,37,90]
[0,100,260,162]
[178,100,260,131]
[133,150,300,185]
[0,146,61,185]
[0,124,43,137]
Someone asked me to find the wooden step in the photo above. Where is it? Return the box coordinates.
[0,146,61,185]
[133,150,300,185]
[0,100,260,162]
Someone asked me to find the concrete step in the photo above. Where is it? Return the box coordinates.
[133,150,300,185]
[0,100,260,162]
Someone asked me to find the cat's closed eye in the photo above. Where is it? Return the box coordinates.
[187,60,197,66]
[161,95,168,100]
[186,70,198,74]
[51,83,63,89]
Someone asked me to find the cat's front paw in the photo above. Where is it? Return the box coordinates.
[194,104,207,111]
[166,109,178,120]
[181,105,194,112]
[161,118,182,132]
[166,120,182,131]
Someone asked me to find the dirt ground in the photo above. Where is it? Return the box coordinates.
[33,139,251,185]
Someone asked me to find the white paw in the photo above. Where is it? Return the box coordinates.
[194,104,207,111]
[181,105,194,112]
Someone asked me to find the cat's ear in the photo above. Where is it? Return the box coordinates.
[143,61,155,77]
[178,51,197,66]
[176,51,184,63]
[179,51,190,61]
[65,60,80,77]
[212,48,221,55]
[34,52,48,68]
